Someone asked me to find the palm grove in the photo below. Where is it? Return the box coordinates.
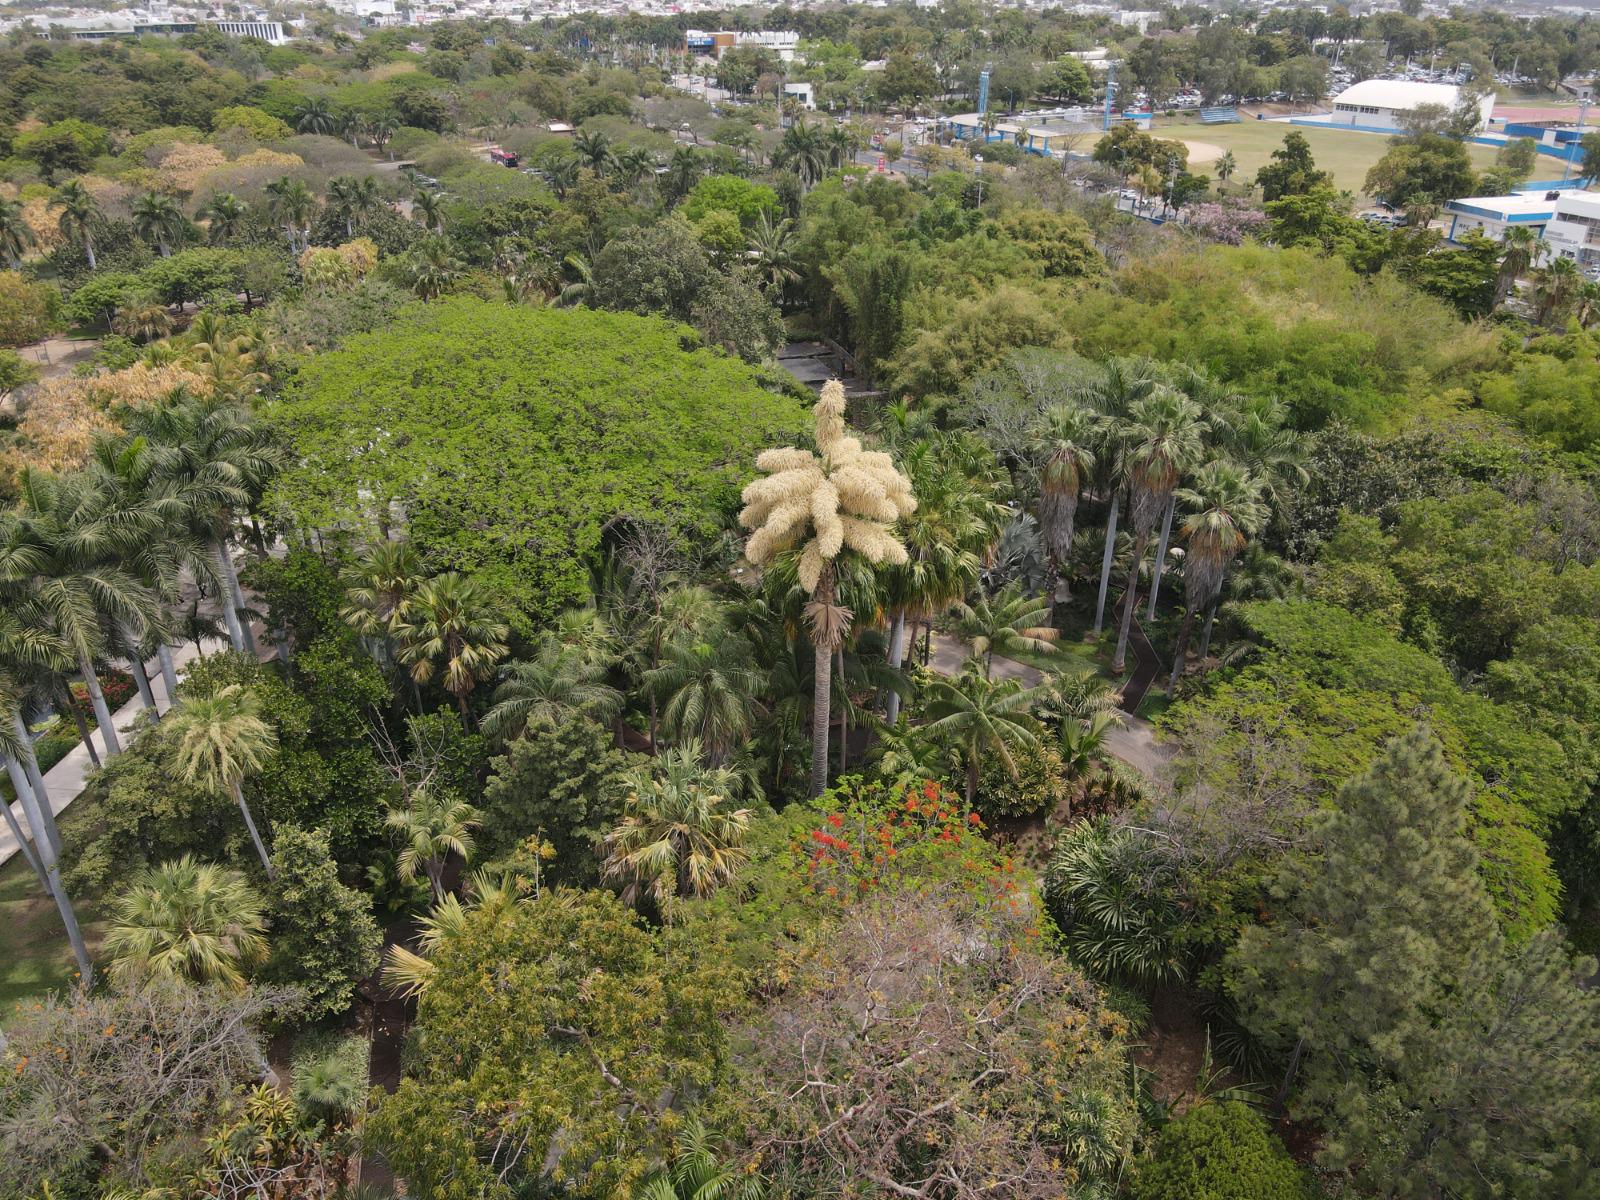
[0,9,1599,1200]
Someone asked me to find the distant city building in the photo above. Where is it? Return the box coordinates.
[783,81,816,110]
[211,20,290,42]
[685,28,799,62]
[1328,79,1493,132]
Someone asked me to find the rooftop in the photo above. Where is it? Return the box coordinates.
[1332,78,1463,110]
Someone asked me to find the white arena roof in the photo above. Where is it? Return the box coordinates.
[1332,79,1462,110]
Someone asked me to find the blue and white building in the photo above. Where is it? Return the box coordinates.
[1327,79,1493,134]
[1444,191,1557,242]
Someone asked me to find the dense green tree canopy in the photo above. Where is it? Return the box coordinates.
[265,300,806,625]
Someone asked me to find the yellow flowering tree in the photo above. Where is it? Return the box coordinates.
[740,379,915,796]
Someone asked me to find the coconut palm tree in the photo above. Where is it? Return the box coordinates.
[393,572,509,718]
[1078,357,1159,635]
[612,145,657,189]
[50,180,99,270]
[326,174,381,237]
[482,637,624,744]
[1495,225,1543,308]
[748,212,801,301]
[740,380,917,797]
[573,129,614,173]
[1167,460,1267,689]
[0,470,163,759]
[266,178,316,251]
[165,683,279,874]
[198,192,248,244]
[411,187,446,232]
[602,746,752,913]
[404,237,463,300]
[1532,254,1582,326]
[1110,387,1205,674]
[922,667,1044,805]
[776,119,828,188]
[385,784,479,903]
[645,628,764,766]
[557,251,595,306]
[293,96,337,135]
[1037,402,1100,602]
[0,197,37,267]
[132,192,185,258]
[1214,150,1237,185]
[824,124,858,169]
[662,147,704,202]
[952,583,1059,677]
[104,856,267,989]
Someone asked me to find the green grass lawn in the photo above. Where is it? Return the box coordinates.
[1150,117,1505,198]
[0,805,108,1012]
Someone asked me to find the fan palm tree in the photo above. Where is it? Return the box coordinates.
[922,667,1044,805]
[1214,150,1237,185]
[165,684,279,874]
[50,180,99,270]
[393,572,509,718]
[573,129,614,173]
[645,628,764,766]
[1037,402,1100,602]
[740,380,917,797]
[1494,225,1543,307]
[104,855,267,989]
[341,538,425,646]
[1532,255,1582,326]
[0,470,162,759]
[132,191,185,258]
[404,237,463,299]
[0,197,37,267]
[1166,460,1267,689]
[634,1118,765,1200]
[197,192,248,244]
[411,187,446,232]
[1110,387,1205,673]
[602,746,752,913]
[748,212,801,300]
[482,637,623,744]
[952,583,1059,677]
[293,96,337,135]
[385,784,480,903]
[113,297,174,344]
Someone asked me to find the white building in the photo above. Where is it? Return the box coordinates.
[211,19,291,42]
[783,81,815,110]
[684,29,799,63]
[1328,79,1493,133]
[1443,191,1556,243]
[1543,190,1600,267]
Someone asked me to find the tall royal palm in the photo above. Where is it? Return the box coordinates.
[1110,387,1204,674]
[602,747,752,913]
[0,470,161,758]
[132,191,185,258]
[922,667,1044,805]
[644,627,764,766]
[1166,460,1267,689]
[1078,357,1159,635]
[394,572,509,718]
[166,683,279,873]
[740,380,917,797]
[0,197,37,267]
[50,180,100,270]
[1036,402,1099,602]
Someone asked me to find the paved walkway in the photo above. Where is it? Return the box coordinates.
[0,635,247,867]
[925,632,1172,781]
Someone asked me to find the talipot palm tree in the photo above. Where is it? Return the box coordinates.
[740,380,917,797]
[0,197,36,267]
[394,572,509,718]
[166,683,279,874]
[132,191,185,258]
[0,469,162,758]
[1167,460,1267,689]
[50,180,100,270]
[922,667,1044,805]
[602,746,752,914]
[104,856,267,989]
[293,96,337,135]
[482,637,623,744]
[1110,387,1204,674]
[198,192,248,244]
[1494,225,1542,308]
[952,583,1059,677]
[1037,402,1099,602]
[645,628,764,766]
[386,784,479,903]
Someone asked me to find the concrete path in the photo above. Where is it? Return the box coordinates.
[0,635,245,867]
[924,632,1171,781]
[14,334,101,381]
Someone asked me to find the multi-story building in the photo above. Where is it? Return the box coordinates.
[1543,190,1600,267]
[684,29,799,62]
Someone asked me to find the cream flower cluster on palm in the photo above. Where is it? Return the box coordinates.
[739,381,917,593]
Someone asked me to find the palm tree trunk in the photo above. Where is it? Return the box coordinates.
[2,755,50,891]
[1167,604,1199,690]
[76,653,120,757]
[157,642,179,700]
[231,780,273,876]
[64,686,101,769]
[218,541,256,656]
[809,568,836,800]
[14,768,92,984]
[158,240,171,258]
[1146,496,1175,621]
[212,540,246,652]
[1093,493,1120,635]
[12,713,62,859]
[965,753,979,806]
[1198,602,1219,661]
[130,654,159,726]
[84,236,96,271]
[836,647,847,774]
[1112,532,1149,674]
[884,611,909,725]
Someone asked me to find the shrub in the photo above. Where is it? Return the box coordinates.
[263,826,382,1022]
[1131,1102,1309,1200]
[290,1032,370,1128]
[0,271,58,347]
[974,738,1072,820]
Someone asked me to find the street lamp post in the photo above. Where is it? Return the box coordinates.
[974,153,984,205]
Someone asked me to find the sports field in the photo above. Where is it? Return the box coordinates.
[1151,118,1505,198]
